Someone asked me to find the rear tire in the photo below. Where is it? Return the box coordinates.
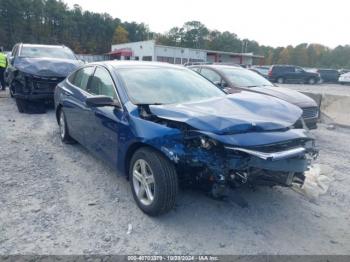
[277,77,284,84]
[58,109,75,144]
[129,147,178,216]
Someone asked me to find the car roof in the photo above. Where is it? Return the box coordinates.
[194,64,246,71]
[272,64,296,67]
[92,61,187,70]
[20,43,69,49]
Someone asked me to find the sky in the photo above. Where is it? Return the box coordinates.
[64,0,349,48]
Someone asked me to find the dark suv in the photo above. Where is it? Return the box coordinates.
[317,69,339,83]
[268,65,320,84]
[5,43,83,113]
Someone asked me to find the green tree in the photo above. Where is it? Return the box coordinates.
[112,25,129,44]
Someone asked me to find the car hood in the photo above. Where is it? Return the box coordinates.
[149,91,302,135]
[14,57,83,77]
[248,86,317,107]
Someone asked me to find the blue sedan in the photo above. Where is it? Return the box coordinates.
[54,61,318,216]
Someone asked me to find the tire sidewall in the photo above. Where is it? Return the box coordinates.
[129,148,173,215]
[59,109,69,142]
[309,78,316,84]
[15,98,25,113]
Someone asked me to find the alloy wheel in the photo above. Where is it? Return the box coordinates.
[132,159,156,206]
[59,111,65,139]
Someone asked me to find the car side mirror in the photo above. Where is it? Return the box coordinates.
[8,56,14,65]
[85,95,121,108]
[214,80,228,89]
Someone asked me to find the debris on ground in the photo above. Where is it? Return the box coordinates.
[293,164,334,200]
[127,224,133,235]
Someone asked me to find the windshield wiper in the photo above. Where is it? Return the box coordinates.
[136,102,165,106]
[244,85,272,88]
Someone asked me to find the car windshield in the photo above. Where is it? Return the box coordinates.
[221,67,274,88]
[118,67,225,105]
[20,46,76,60]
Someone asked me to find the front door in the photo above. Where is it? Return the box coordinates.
[84,66,123,166]
[63,66,95,144]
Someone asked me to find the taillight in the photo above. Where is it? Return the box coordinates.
[268,69,272,77]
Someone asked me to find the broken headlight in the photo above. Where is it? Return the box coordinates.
[184,132,219,150]
[198,136,218,150]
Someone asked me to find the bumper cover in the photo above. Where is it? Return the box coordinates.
[14,92,54,100]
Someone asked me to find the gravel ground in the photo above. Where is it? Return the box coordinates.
[281,83,350,97]
[1,92,350,255]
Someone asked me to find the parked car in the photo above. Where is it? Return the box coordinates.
[268,65,320,84]
[317,69,339,83]
[338,69,350,75]
[189,65,319,129]
[338,72,350,85]
[55,61,318,216]
[250,65,270,78]
[5,43,83,113]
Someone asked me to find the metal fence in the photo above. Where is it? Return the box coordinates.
[76,54,110,62]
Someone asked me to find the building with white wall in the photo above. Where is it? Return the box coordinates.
[110,40,263,66]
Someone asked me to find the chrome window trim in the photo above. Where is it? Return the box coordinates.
[67,65,123,110]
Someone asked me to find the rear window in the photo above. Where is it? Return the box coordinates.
[221,68,274,88]
[70,67,95,91]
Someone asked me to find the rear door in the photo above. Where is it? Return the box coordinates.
[63,66,95,144]
[294,67,306,82]
[84,66,123,166]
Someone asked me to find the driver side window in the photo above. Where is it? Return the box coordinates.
[87,67,117,99]
[295,67,304,73]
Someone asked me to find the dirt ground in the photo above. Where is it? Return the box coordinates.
[0,90,350,255]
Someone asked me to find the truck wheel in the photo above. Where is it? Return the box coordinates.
[58,109,75,144]
[129,147,178,216]
[277,77,284,84]
[308,78,316,85]
[15,98,27,113]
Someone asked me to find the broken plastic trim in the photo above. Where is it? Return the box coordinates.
[225,146,306,161]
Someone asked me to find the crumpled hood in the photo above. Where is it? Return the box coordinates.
[149,91,302,135]
[249,86,317,107]
[14,57,83,77]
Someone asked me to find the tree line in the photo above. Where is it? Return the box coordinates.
[0,0,349,68]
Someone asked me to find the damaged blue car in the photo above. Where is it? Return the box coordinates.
[54,61,318,216]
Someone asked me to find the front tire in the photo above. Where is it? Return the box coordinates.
[58,109,75,144]
[15,98,27,113]
[308,78,316,85]
[129,147,178,216]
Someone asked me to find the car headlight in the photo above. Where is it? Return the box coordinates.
[199,136,218,150]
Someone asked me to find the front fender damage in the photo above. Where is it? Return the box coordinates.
[132,104,318,197]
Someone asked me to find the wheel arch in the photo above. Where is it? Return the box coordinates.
[123,142,173,180]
